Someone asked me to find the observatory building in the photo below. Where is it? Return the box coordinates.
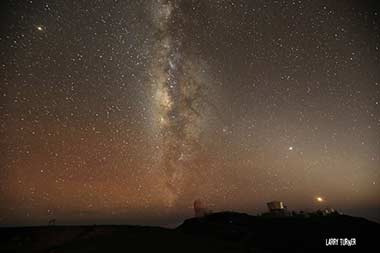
[193,199,212,217]
[267,201,286,212]
[264,201,290,217]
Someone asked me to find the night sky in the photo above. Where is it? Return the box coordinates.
[1,0,379,226]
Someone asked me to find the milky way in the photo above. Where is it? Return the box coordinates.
[149,0,210,206]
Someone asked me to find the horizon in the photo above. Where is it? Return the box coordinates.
[1,201,380,227]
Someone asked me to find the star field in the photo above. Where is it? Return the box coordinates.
[0,0,379,226]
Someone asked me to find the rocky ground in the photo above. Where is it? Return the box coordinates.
[1,212,378,252]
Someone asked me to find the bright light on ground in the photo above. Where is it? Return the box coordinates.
[316,197,324,202]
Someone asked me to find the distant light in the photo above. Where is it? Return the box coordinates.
[288,146,293,151]
[36,26,43,31]
[316,197,324,202]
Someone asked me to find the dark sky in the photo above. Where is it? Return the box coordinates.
[1,0,379,226]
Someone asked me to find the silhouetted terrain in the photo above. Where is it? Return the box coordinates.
[1,212,378,252]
